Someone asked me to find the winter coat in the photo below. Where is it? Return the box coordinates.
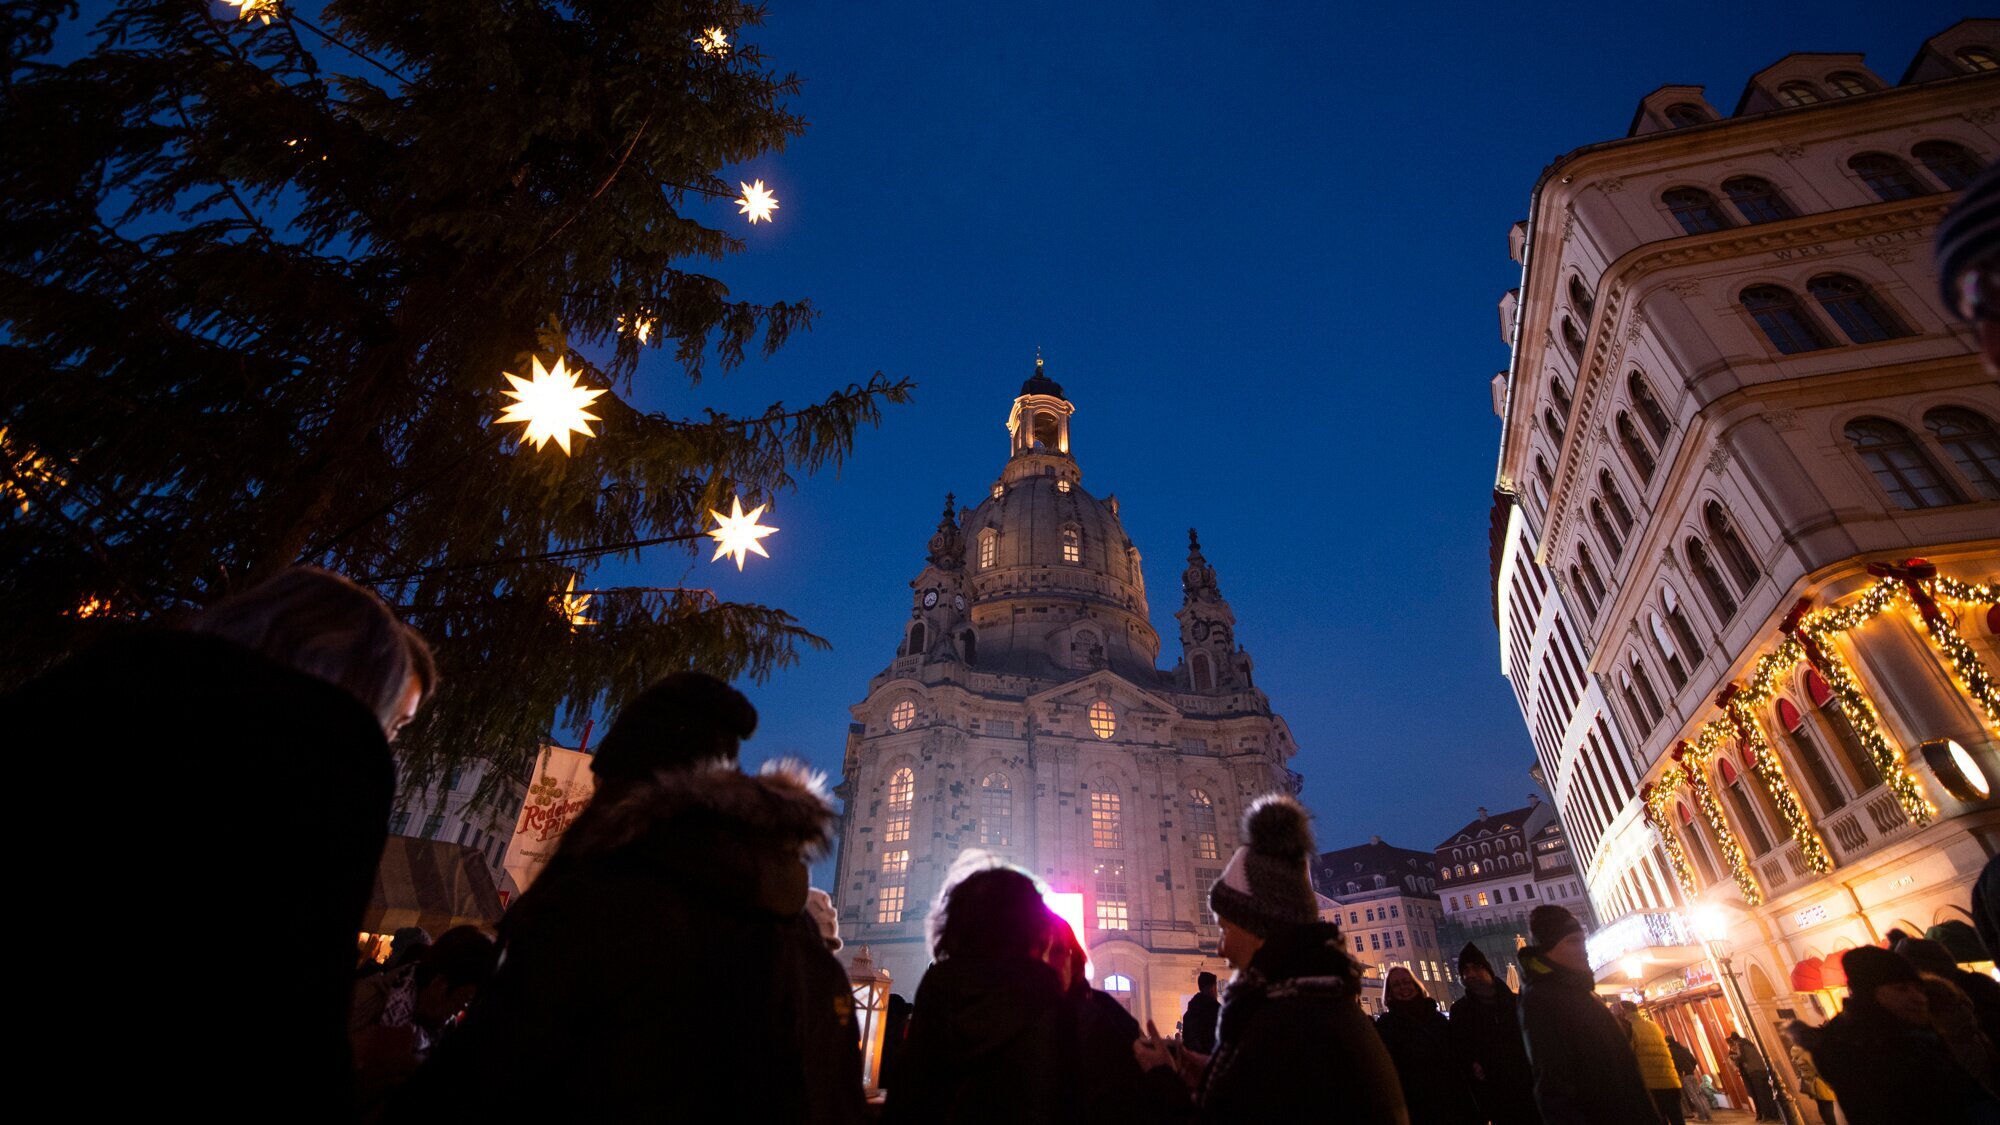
[1628,1013,1681,1091]
[1448,984,1543,1125]
[1667,1037,1699,1079]
[1517,945,1662,1125]
[3,628,394,1122]
[1183,991,1221,1054]
[1376,995,1483,1125]
[1805,997,2000,1125]
[1153,922,1408,1124]
[386,761,864,1125]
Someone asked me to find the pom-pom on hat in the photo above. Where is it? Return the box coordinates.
[1208,794,1320,939]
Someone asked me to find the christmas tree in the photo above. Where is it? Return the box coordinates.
[0,0,912,787]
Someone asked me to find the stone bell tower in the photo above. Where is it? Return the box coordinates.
[1176,529,1253,693]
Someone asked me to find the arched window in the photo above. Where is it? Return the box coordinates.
[890,700,916,731]
[1775,81,1822,107]
[1599,471,1635,535]
[1189,789,1220,860]
[1704,502,1759,590]
[1544,408,1567,445]
[1924,407,2000,500]
[978,529,997,569]
[1531,476,1549,513]
[1845,417,1963,509]
[1629,658,1666,725]
[1741,285,1832,354]
[1679,802,1720,885]
[1190,651,1214,692]
[1662,585,1704,671]
[1577,543,1608,603]
[1494,855,1508,871]
[883,764,914,856]
[1088,699,1117,739]
[1687,538,1737,623]
[1094,861,1129,930]
[1101,973,1134,1002]
[1849,153,1929,202]
[1825,71,1874,96]
[979,771,1012,846]
[1776,698,1847,814]
[1535,454,1554,490]
[1958,47,2000,72]
[1913,140,1984,192]
[1722,176,1798,224]
[1806,668,1882,789]
[1569,277,1595,321]
[1061,524,1081,564]
[1664,103,1709,128]
[1550,377,1573,417]
[1650,611,1689,689]
[1663,187,1732,235]
[1561,317,1586,362]
[1617,413,1656,483]
[1090,786,1122,848]
[906,622,927,657]
[1569,565,1599,620]
[1591,499,1623,561]
[1628,371,1673,443]
[1807,274,1910,343]
[1717,758,1774,856]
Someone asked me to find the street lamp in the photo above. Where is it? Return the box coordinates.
[1690,904,1801,1125]
[847,946,892,1096]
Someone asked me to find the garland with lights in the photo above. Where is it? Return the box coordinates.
[1643,562,1999,902]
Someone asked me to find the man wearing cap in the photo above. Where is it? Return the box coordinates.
[1134,794,1408,1121]
[1804,944,2000,1125]
[1448,943,1541,1125]
[1516,904,1662,1124]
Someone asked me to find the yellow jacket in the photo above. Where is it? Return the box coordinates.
[1629,1013,1682,1090]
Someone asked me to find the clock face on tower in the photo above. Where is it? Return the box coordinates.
[922,590,939,608]
[1193,620,1209,641]
[953,594,966,611]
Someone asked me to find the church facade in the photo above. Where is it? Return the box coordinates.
[832,363,1303,1027]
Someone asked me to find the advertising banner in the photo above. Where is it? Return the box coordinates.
[503,744,596,893]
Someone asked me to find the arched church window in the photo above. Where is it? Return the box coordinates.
[1094,861,1130,930]
[1088,699,1117,740]
[906,622,926,657]
[1101,973,1134,1009]
[1061,525,1081,564]
[883,766,914,846]
[979,772,1012,846]
[1032,411,1060,449]
[1190,651,1214,692]
[978,529,996,569]
[1189,789,1219,860]
[1090,787,1123,849]
[890,700,916,731]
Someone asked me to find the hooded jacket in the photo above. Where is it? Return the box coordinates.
[387,761,863,1124]
[1516,944,1661,1125]
[1447,953,1541,1125]
[1805,996,2000,1125]
[885,954,1074,1125]
[1374,968,1482,1125]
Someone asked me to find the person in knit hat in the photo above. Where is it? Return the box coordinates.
[1447,943,1541,1125]
[1935,156,2000,374]
[1133,794,1408,1122]
[1515,904,1660,1124]
[1893,927,2000,1054]
[1375,966,1481,1124]
[1802,944,2000,1124]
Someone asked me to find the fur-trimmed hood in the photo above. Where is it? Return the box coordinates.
[538,758,836,919]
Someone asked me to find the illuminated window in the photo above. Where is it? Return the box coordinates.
[978,772,1012,846]
[1189,789,1219,860]
[979,530,996,569]
[991,483,1004,500]
[881,849,910,876]
[1091,789,1122,849]
[1056,479,1071,493]
[1477,892,1490,907]
[884,766,914,843]
[1775,81,1822,106]
[877,885,905,923]
[890,700,916,731]
[1825,71,1873,96]
[1959,47,1999,72]
[1088,700,1116,739]
[1095,861,1129,930]
[1061,525,1081,564]
[1102,973,1133,1009]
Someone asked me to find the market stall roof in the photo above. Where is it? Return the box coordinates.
[361,836,503,936]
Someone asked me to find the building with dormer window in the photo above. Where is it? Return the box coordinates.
[1311,836,1452,1011]
[832,360,1303,1024]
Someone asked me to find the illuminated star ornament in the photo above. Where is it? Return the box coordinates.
[618,312,656,344]
[495,356,606,454]
[559,575,596,630]
[697,27,730,55]
[706,496,778,570]
[222,0,280,24]
[736,180,779,224]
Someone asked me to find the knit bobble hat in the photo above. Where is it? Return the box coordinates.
[591,672,757,782]
[1843,944,1921,998]
[1529,904,1584,949]
[1208,794,1320,939]
[1458,942,1494,976]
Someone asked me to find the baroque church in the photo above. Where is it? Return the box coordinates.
[833,362,1305,1027]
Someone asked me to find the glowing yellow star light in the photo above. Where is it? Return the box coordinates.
[697,27,730,55]
[706,496,778,570]
[618,312,656,344]
[736,180,779,224]
[495,356,606,455]
[559,575,596,630]
[222,0,280,24]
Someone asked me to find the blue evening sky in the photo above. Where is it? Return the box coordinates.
[616,2,1964,858]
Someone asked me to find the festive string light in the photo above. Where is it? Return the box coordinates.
[221,0,280,24]
[1718,685,1833,875]
[736,180,778,224]
[0,426,62,515]
[706,495,777,570]
[495,356,606,455]
[559,575,596,630]
[1915,576,2000,728]
[696,27,730,55]
[618,312,656,344]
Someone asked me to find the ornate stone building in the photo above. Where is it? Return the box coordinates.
[833,362,1302,1025]
[1312,837,1451,1011]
